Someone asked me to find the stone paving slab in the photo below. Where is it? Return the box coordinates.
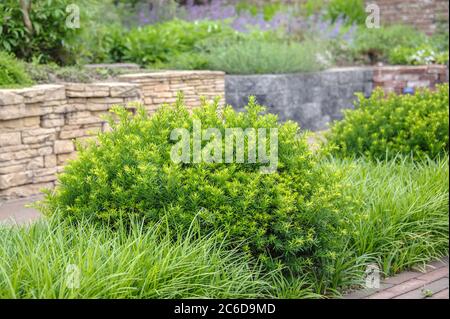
[431,289,449,299]
[345,258,449,299]
[393,278,449,299]
[0,195,42,225]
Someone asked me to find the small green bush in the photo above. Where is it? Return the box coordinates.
[235,1,286,21]
[0,51,33,88]
[201,38,331,74]
[45,96,344,276]
[389,45,449,65]
[0,0,81,64]
[122,20,235,66]
[326,0,366,25]
[327,84,449,160]
[352,25,427,64]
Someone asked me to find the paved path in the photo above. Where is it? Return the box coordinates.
[345,257,449,299]
[0,195,42,225]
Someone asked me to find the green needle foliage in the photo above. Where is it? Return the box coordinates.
[43,95,345,278]
[327,84,449,161]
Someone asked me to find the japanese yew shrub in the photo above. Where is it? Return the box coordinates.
[44,96,345,276]
[328,84,449,160]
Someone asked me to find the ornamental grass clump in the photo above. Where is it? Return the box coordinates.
[327,84,449,160]
[44,95,345,278]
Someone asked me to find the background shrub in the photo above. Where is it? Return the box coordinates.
[327,84,449,160]
[45,96,344,277]
[352,25,427,64]
[0,51,33,88]
[326,0,366,25]
[122,20,235,66]
[0,0,82,64]
[200,38,330,74]
[389,45,449,65]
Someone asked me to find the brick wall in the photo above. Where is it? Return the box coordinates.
[0,71,225,200]
[367,0,449,35]
[373,65,448,94]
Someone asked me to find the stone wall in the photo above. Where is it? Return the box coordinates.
[118,71,225,113]
[0,83,141,200]
[373,65,448,94]
[226,65,448,132]
[366,0,449,35]
[1,71,226,200]
[226,67,374,131]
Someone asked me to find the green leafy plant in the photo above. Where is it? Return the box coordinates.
[389,45,449,65]
[235,1,286,21]
[44,95,345,277]
[326,0,366,25]
[301,0,327,17]
[0,0,82,64]
[352,25,427,64]
[327,84,449,160]
[122,19,235,66]
[0,51,33,88]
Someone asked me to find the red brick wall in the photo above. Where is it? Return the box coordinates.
[367,0,449,35]
[373,65,448,94]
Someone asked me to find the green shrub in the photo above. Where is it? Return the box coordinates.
[327,84,449,160]
[0,0,82,64]
[44,96,344,277]
[0,51,33,88]
[235,1,286,21]
[389,45,449,65]
[302,0,327,17]
[201,38,331,74]
[352,25,427,64]
[74,24,128,64]
[326,0,366,25]
[122,20,235,66]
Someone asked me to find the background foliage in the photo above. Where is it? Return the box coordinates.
[327,84,449,160]
[0,51,33,88]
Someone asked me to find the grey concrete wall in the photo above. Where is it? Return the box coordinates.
[225,67,374,131]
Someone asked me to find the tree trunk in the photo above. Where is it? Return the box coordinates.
[19,0,33,34]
